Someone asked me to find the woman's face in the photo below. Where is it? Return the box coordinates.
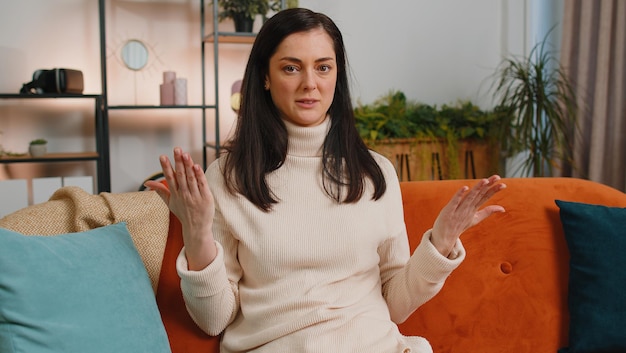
[265,28,337,127]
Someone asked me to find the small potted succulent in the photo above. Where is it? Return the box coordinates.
[29,138,48,157]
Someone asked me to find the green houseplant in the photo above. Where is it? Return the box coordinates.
[216,0,298,32]
[354,90,504,180]
[30,138,47,145]
[29,138,48,157]
[492,35,578,177]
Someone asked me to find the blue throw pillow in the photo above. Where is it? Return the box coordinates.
[0,222,171,353]
[556,200,626,353]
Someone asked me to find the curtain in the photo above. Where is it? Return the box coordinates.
[560,0,626,192]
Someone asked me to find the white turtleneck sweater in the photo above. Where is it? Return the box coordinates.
[176,118,465,353]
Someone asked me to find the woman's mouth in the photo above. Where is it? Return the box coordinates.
[296,99,318,108]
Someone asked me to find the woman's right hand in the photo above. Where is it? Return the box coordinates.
[145,147,217,270]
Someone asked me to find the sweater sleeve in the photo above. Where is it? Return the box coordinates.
[176,239,240,335]
[381,230,465,323]
[374,155,465,324]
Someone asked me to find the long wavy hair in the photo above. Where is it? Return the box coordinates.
[222,8,386,211]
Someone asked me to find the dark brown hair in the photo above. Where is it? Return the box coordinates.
[222,8,386,211]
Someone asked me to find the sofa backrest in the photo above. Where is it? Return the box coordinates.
[3,178,623,353]
[397,177,626,353]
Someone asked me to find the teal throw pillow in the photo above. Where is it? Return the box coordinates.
[0,222,171,353]
[556,200,626,353]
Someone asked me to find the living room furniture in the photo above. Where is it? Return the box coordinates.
[98,1,287,169]
[0,94,110,192]
[1,177,625,352]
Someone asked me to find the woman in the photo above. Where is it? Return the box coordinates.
[146,8,506,353]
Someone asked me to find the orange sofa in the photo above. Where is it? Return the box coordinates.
[399,177,626,353]
[1,177,625,353]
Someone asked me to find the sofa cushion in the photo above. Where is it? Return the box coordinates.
[0,186,170,293]
[0,222,171,353]
[556,200,626,353]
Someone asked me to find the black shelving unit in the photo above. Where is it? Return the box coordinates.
[202,1,258,163]
[99,0,219,169]
[97,0,285,170]
[201,0,286,165]
[0,93,110,192]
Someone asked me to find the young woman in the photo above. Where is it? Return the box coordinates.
[147,8,506,353]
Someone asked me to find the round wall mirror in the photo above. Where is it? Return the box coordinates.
[121,40,149,71]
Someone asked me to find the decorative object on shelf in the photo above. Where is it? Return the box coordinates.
[20,68,84,95]
[216,0,285,32]
[159,71,187,106]
[160,71,176,106]
[121,40,149,71]
[28,138,48,157]
[491,33,579,177]
[0,131,26,158]
[230,80,243,112]
[174,78,188,106]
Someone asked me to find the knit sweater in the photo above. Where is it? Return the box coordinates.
[176,118,465,353]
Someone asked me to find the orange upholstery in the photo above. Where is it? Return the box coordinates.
[155,177,626,353]
[398,177,626,353]
[156,212,221,352]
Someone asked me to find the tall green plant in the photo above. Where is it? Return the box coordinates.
[493,35,578,177]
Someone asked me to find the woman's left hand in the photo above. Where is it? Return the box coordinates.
[431,175,507,257]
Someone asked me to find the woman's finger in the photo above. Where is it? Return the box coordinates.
[466,175,502,209]
[181,151,202,196]
[192,163,210,198]
[473,204,506,225]
[157,154,179,192]
[475,182,506,207]
[172,147,189,192]
[144,182,171,204]
[446,185,470,212]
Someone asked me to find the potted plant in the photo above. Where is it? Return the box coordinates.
[29,138,48,157]
[354,90,504,180]
[491,34,578,177]
[216,0,272,32]
[216,0,298,32]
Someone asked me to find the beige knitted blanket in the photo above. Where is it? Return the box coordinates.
[0,186,170,292]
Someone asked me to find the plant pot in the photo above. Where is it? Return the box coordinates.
[29,144,47,157]
[366,138,499,181]
[232,13,254,32]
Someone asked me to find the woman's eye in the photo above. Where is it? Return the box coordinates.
[283,65,299,73]
[318,64,332,73]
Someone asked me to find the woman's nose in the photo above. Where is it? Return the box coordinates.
[302,70,317,91]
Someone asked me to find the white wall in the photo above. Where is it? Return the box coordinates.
[0,0,562,193]
[306,0,503,107]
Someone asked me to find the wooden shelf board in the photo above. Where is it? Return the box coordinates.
[204,32,256,44]
[0,152,99,163]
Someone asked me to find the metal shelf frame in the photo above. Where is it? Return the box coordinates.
[0,93,110,192]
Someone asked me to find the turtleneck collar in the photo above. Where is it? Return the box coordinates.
[283,117,330,157]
